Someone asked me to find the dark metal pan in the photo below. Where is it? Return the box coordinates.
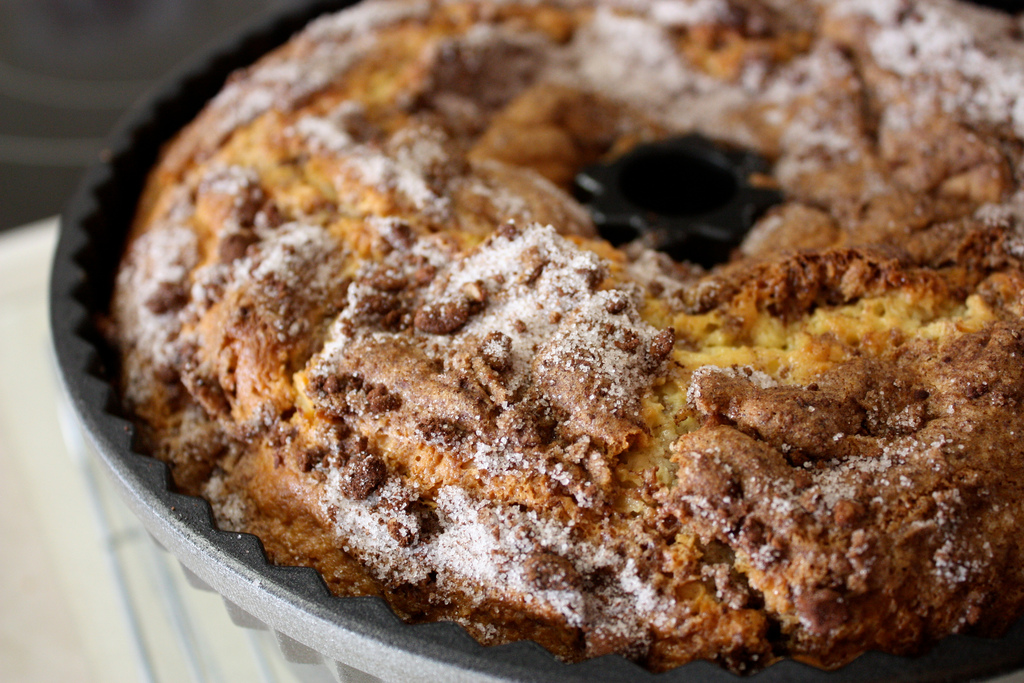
[49,0,1024,680]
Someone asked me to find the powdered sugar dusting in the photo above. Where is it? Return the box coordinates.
[978,190,1024,258]
[763,44,868,183]
[566,7,701,112]
[113,221,198,405]
[835,0,1024,136]
[294,111,356,153]
[687,365,778,407]
[536,290,666,410]
[649,0,733,28]
[205,470,248,531]
[433,223,607,386]
[810,452,895,510]
[321,476,673,635]
[304,0,430,41]
[246,222,337,289]
[168,221,342,363]
[313,223,669,494]
[293,111,454,219]
[199,163,261,202]
[318,228,455,357]
[204,0,430,145]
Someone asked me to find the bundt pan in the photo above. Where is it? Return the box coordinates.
[50,0,1024,680]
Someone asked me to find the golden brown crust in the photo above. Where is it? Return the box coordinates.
[109,0,1024,674]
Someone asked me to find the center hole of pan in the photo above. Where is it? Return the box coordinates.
[619,149,737,217]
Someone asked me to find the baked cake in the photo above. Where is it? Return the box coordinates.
[108,0,1024,672]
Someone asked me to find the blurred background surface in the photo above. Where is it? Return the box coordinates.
[0,0,308,232]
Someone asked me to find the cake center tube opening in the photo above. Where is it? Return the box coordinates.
[574,135,783,268]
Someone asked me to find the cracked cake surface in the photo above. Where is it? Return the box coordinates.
[109,0,1024,673]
